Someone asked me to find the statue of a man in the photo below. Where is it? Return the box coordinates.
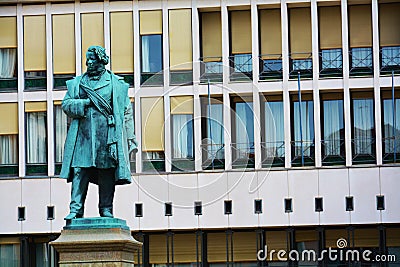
[60,45,137,220]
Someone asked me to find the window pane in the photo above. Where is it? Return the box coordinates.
[265,101,284,157]
[141,35,162,73]
[0,135,18,164]
[206,103,224,159]
[0,48,17,78]
[55,105,68,163]
[26,112,47,164]
[383,98,400,153]
[323,99,344,156]
[235,102,254,146]
[353,98,374,154]
[293,100,314,156]
[233,54,252,73]
[321,49,342,70]
[172,114,194,159]
[0,244,20,267]
[351,47,372,68]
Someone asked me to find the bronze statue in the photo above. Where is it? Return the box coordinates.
[60,46,137,220]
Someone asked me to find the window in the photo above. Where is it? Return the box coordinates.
[172,115,194,171]
[262,95,284,167]
[201,96,224,170]
[231,97,254,169]
[0,17,17,92]
[318,6,342,77]
[351,91,376,164]
[259,8,282,80]
[348,5,373,76]
[52,14,75,89]
[25,102,47,175]
[0,243,20,266]
[141,97,165,172]
[200,12,223,84]
[0,103,18,176]
[289,7,313,79]
[321,93,345,165]
[171,96,194,172]
[54,104,68,175]
[381,90,400,163]
[129,100,136,172]
[379,3,400,75]
[169,9,193,86]
[291,94,315,166]
[24,16,47,90]
[141,35,162,85]
[229,10,252,81]
[110,12,134,86]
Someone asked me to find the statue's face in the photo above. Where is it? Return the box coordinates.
[86,51,103,73]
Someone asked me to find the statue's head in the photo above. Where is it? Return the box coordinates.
[86,46,109,76]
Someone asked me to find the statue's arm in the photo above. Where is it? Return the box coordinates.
[62,82,90,119]
[124,96,138,153]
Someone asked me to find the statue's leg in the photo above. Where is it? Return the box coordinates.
[65,168,90,219]
[98,168,116,217]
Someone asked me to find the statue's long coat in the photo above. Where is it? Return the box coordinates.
[59,71,135,185]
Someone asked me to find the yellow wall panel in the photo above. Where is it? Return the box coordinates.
[379,3,400,46]
[289,8,312,58]
[349,5,372,48]
[265,231,287,261]
[202,12,222,60]
[170,96,193,114]
[141,97,164,151]
[354,229,379,248]
[233,232,257,262]
[110,12,134,73]
[387,228,400,246]
[260,9,282,58]
[53,14,75,74]
[140,10,162,35]
[174,234,197,263]
[0,103,18,134]
[149,234,166,264]
[207,233,226,262]
[169,9,192,70]
[319,6,342,49]
[81,13,104,73]
[231,10,252,54]
[0,17,17,48]
[24,15,46,71]
[25,101,47,112]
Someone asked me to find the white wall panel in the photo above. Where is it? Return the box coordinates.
[0,180,21,234]
[168,174,198,229]
[349,168,380,224]
[50,178,70,232]
[319,169,350,225]
[227,172,258,227]
[380,167,400,223]
[258,170,290,226]
[114,182,138,229]
[137,174,169,230]
[198,172,228,228]
[288,169,319,226]
[21,179,51,233]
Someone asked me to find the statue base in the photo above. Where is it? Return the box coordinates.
[51,218,142,267]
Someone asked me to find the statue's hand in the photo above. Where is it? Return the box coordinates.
[84,98,91,106]
[128,139,138,154]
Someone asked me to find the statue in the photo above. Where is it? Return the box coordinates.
[60,46,138,220]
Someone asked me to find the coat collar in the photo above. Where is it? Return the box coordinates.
[81,71,111,90]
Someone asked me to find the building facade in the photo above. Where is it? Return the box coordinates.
[0,0,399,266]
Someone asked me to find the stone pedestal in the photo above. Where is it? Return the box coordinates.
[51,218,142,267]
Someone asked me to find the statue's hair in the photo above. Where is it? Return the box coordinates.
[87,45,109,65]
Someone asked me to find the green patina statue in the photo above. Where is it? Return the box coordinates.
[60,46,138,220]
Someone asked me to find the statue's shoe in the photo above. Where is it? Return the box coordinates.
[100,209,114,218]
[64,212,83,220]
